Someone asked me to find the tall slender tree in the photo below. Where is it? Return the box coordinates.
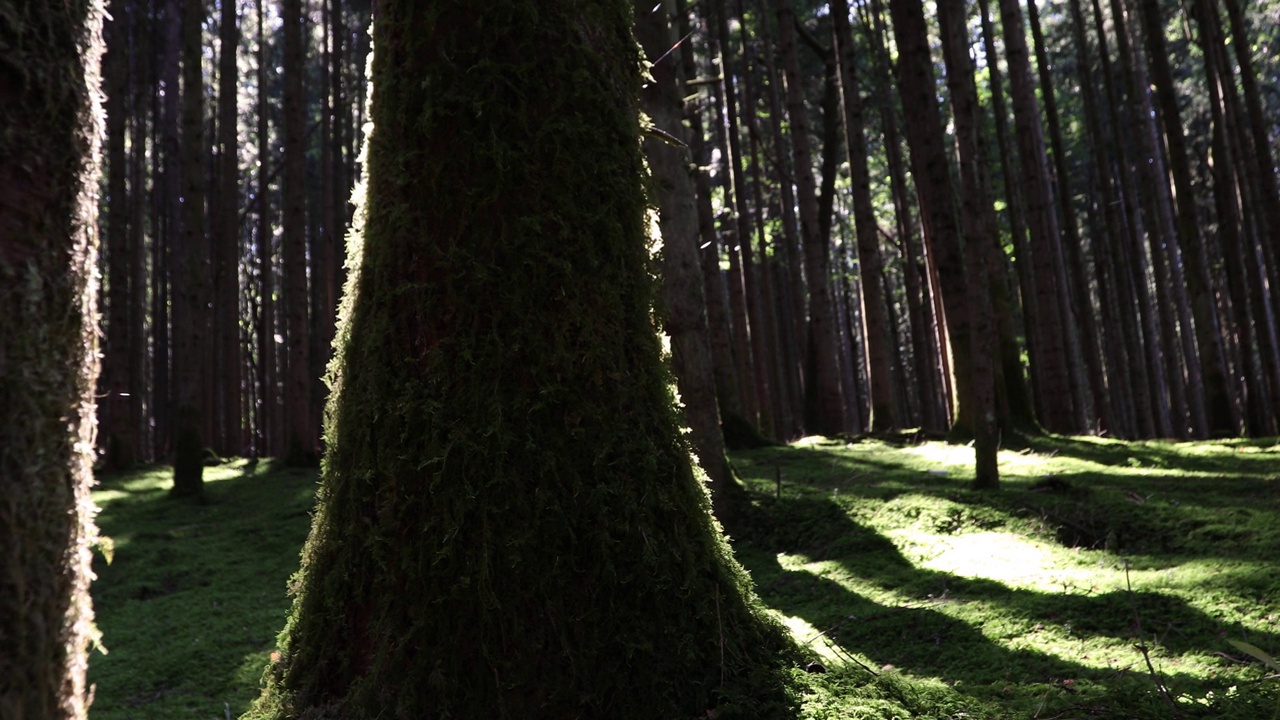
[282,0,315,463]
[637,0,739,517]
[776,0,846,435]
[1137,0,1236,435]
[172,0,209,497]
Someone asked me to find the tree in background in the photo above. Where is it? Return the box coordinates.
[243,2,795,717]
[0,0,106,715]
[637,0,741,518]
[171,0,209,498]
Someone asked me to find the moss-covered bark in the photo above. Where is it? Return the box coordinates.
[244,3,796,719]
[0,1,106,717]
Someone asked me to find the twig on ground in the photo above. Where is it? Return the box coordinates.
[1125,560,1182,718]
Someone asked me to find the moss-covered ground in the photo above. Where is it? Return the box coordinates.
[87,436,1280,718]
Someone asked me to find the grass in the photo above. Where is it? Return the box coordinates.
[733,434,1280,718]
[86,436,1280,718]
[87,460,316,720]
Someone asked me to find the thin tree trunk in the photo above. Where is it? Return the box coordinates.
[282,0,316,463]
[1104,0,1194,436]
[977,0,1039,430]
[637,0,739,517]
[712,0,773,436]
[935,0,999,486]
[998,0,1078,433]
[1136,0,1237,436]
[888,0,980,436]
[1195,0,1269,435]
[172,0,208,497]
[678,0,747,432]
[869,0,947,431]
[1027,0,1102,432]
[216,0,242,455]
[101,1,136,470]
[256,0,278,457]
[776,0,846,435]
[756,0,808,432]
[831,0,895,431]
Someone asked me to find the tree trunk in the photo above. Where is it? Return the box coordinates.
[888,0,984,439]
[637,0,739,518]
[216,0,242,455]
[935,0,999,486]
[712,0,773,437]
[0,0,105,715]
[868,0,947,432]
[755,0,808,435]
[1027,0,1102,433]
[1136,0,1236,436]
[172,0,208,498]
[1106,0,1199,436]
[101,1,136,471]
[244,3,797,716]
[976,0,1039,433]
[282,0,316,464]
[677,0,748,436]
[831,0,896,431]
[997,0,1077,433]
[1194,0,1270,436]
[776,0,846,435]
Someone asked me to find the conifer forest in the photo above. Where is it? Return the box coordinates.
[6,0,1280,717]
[77,0,1280,481]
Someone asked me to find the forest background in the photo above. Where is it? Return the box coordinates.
[90,0,1280,491]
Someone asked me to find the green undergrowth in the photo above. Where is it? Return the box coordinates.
[732,434,1280,719]
[86,436,1280,718]
[87,460,317,720]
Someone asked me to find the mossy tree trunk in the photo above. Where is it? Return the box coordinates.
[244,3,796,718]
[636,0,740,520]
[0,0,106,716]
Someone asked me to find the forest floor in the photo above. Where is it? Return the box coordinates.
[86,436,1280,719]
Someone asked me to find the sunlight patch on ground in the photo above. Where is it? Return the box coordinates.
[778,612,844,664]
[890,530,1107,591]
[895,442,974,469]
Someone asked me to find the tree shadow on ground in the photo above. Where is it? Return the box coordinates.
[733,441,1280,567]
[732,490,1280,702]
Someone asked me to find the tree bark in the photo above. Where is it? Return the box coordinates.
[831,0,896,431]
[282,0,316,463]
[935,0,999,486]
[1136,0,1237,436]
[172,0,208,497]
[998,0,1077,433]
[637,0,739,517]
[216,0,242,455]
[776,0,846,435]
[100,1,136,471]
[244,3,797,716]
[0,0,105,715]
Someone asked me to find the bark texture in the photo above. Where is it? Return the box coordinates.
[244,3,796,718]
[0,0,106,716]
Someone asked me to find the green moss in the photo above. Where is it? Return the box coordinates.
[244,3,797,718]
